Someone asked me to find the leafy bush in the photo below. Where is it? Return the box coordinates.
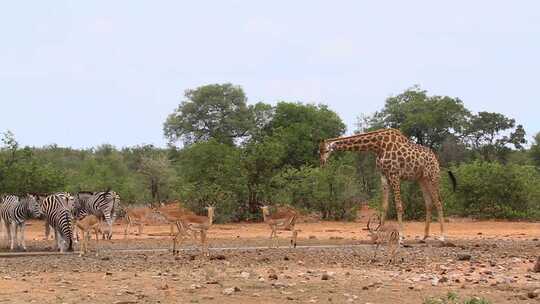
[442,161,540,219]
[271,155,362,221]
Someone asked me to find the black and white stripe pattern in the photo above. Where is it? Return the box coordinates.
[74,190,119,239]
[40,193,74,252]
[0,194,41,250]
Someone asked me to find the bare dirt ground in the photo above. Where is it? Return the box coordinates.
[1,220,539,304]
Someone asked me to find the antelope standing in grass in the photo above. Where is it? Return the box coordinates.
[170,206,215,256]
[260,205,298,248]
[75,215,101,256]
[365,214,401,264]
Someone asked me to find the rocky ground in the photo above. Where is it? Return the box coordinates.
[0,220,539,303]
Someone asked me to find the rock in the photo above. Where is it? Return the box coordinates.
[457,253,471,261]
[101,257,110,261]
[272,281,289,288]
[190,284,202,290]
[321,273,330,280]
[527,291,538,299]
[210,254,226,260]
[240,272,250,279]
[222,288,235,296]
[533,257,540,273]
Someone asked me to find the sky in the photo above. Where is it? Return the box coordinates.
[1,1,539,148]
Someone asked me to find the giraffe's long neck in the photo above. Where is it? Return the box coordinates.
[328,132,386,155]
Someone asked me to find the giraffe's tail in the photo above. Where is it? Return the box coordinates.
[447,171,457,192]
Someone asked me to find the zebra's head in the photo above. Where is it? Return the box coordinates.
[25,194,42,218]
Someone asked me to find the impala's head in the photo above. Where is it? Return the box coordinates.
[364,214,382,237]
[260,205,270,216]
[319,140,331,166]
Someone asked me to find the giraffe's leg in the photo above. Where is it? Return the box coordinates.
[380,175,390,225]
[419,179,433,240]
[428,182,446,242]
[389,176,405,242]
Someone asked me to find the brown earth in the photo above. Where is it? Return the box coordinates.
[1,219,539,304]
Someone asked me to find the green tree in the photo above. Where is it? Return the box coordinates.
[175,140,247,222]
[241,138,286,214]
[164,83,254,146]
[265,102,346,167]
[530,132,540,167]
[0,132,65,194]
[370,86,470,149]
[138,153,177,202]
[464,112,526,161]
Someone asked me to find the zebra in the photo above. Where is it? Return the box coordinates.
[74,190,119,240]
[0,194,41,250]
[40,193,74,252]
[35,192,76,243]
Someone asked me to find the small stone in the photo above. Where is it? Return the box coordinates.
[527,289,540,299]
[210,254,226,260]
[309,235,317,239]
[268,274,278,280]
[190,284,202,290]
[101,257,110,261]
[321,273,330,280]
[240,272,250,279]
[105,272,113,276]
[533,257,540,273]
[222,287,235,295]
[457,253,471,261]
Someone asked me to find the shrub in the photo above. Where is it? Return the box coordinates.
[442,161,540,220]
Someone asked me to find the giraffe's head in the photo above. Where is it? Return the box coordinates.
[319,140,332,166]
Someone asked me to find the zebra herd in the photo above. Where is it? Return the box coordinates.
[0,190,119,252]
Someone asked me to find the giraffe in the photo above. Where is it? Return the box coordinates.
[319,128,456,241]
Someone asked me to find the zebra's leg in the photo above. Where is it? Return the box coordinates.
[9,222,16,250]
[44,222,50,241]
[20,223,27,251]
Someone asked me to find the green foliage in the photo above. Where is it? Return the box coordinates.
[371,86,470,149]
[175,140,247,222]
[271,155,361,220]
[442,161,540,219]
[0,133,65,195]
[164,83,254,146]
[464,112,527,161]
[265,102,346,167]
[2,83,540,224]
[530,132,540,167]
